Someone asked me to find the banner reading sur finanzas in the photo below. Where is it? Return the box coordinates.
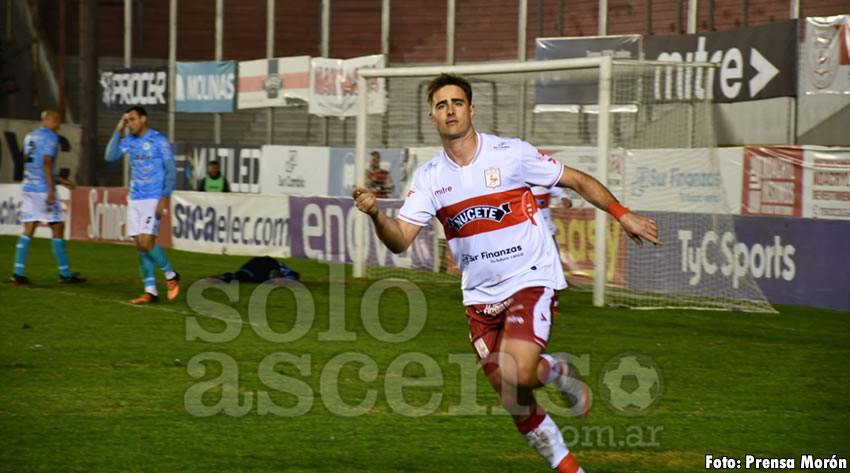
[175,61,236,113]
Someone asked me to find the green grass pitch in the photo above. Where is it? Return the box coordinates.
[1,236,848,472]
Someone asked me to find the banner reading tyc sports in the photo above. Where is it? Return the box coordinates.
[175,61,236,113]
[803,15,850,95]
[170,191,290,257]
[645,21,798,103]
[99,66,169,113]
[309,54,387,117]
[237,56,311,109]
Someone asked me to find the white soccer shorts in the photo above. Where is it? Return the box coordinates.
[21,191,64,223]
[127,198,161,237]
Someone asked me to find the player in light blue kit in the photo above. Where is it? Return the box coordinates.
[106,106,180,304]
[10,110,85,286]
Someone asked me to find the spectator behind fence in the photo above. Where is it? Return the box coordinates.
[365,151,393,198]
[198,160,230,192]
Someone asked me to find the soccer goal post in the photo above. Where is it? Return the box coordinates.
[353,57,776,313]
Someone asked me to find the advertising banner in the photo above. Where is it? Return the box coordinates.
[175,61,236,113]
[170,191,289,257]
[1,119,81,184]
[327,148,405,199]
[289,196,435,270]
[237,56,311,109]
[0,184,70,239]
[69,186,171,247]
[99,66,169,113]
[645,21,798,102]
[803,15,850,95]
[174,143,261,193]
[260,145,331,196]
[630,211,849,311]
[550,208,627,287]
[804,147,850,219]
[741,146,850,220]
[309,54,386,117]
[535,35,641,105]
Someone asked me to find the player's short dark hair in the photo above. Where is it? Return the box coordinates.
[125,106,147,116]
[208,160,220,166]
[426,73,472,106]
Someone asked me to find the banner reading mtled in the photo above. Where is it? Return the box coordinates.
[645,21,798,103]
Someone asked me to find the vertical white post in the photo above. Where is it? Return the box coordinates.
[446,0,456,64]
[266,0,274,145]
[687,0,698,33]
[381,0,390,59]
[789,0,799,19]
[598,0,608,35]
[214,0,223,144]
[320,0,330,145]
[593,56,612,308]
[518,0,528,139]
[789,0,799,144]
[353,70,369,278]
[123,0,131,186]
[168,0,176,141]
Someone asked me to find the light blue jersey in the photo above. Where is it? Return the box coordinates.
[22,127,59,193]
[118,129,174,200]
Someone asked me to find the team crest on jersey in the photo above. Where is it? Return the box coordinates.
[484,168,501,188]
[445,202,511,230]
[143,143,151,151]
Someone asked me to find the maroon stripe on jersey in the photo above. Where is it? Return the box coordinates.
[436,187,539,240]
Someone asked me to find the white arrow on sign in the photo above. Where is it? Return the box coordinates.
[749,48,780,98]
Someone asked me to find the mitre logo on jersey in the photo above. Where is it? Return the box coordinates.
[493,142,510,150]
[446,203,512,230]
[485,168,501,188]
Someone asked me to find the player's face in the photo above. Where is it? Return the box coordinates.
[208,164,220,177]
[370,153,380,168]
[126,111,147,136]
[429,85,475,140]
[47,114,62,132]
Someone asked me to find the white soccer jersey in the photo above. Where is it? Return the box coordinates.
[399,132,568,305]
[531,186,573,236]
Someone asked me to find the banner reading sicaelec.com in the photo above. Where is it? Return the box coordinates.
[170,191,290,257]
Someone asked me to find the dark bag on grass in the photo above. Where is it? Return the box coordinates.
[214,256,299,283]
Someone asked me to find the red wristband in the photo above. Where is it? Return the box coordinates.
[608,202,630,221]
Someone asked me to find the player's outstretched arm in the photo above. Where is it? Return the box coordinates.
[557,165,661,247]
[352,186,422,254]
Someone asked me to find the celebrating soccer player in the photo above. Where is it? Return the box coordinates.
[105,106,180,304]
[10,110,85,285]
[353,73,660,473]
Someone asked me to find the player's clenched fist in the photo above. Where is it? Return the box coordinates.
[352,186,379,217]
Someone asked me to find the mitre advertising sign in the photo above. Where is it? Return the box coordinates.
[645,20,798,103]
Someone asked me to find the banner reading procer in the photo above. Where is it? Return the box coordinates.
[99,66,169,113]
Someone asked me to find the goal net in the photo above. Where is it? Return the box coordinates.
[353,57,776,313]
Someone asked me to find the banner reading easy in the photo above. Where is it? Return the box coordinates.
[289,196,435,270]
[237,56,311,109]
[803,15,850,95]
[99,67,169,113]
[170,191,290,257]
[175,61,236,113]
[309,54,386,117]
